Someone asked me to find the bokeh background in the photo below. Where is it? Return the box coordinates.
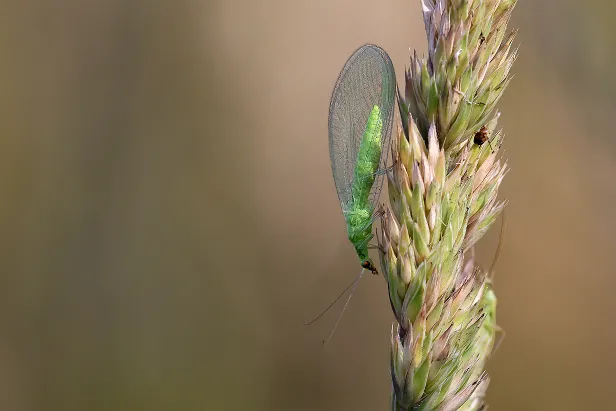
[1,1,615,410]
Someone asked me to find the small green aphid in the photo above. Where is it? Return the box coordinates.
[482,286,499,352]
[304,44,396,345]
[328,44,396,275]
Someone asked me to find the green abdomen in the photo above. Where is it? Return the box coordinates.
[344,105,383,261]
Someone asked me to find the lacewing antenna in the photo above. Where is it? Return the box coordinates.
[322,268,365,347]
[488,210,507,282]
[304,267,366,327]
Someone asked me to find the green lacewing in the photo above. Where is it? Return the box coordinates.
[304,45,396,344]
[328,44,396,274]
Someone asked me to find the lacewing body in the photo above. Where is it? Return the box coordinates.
[328,44,396,274]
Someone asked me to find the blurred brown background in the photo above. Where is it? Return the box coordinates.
[0,1,615,410]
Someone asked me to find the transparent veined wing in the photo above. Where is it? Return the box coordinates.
[328,44,396,211]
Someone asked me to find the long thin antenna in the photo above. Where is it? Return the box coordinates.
[488,210,507,359]
[304,267,365,326]
[488,210,507,282]
[322,268,365,347]
[491,325,506,357]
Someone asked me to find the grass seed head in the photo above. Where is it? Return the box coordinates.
[380,1,517,409]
